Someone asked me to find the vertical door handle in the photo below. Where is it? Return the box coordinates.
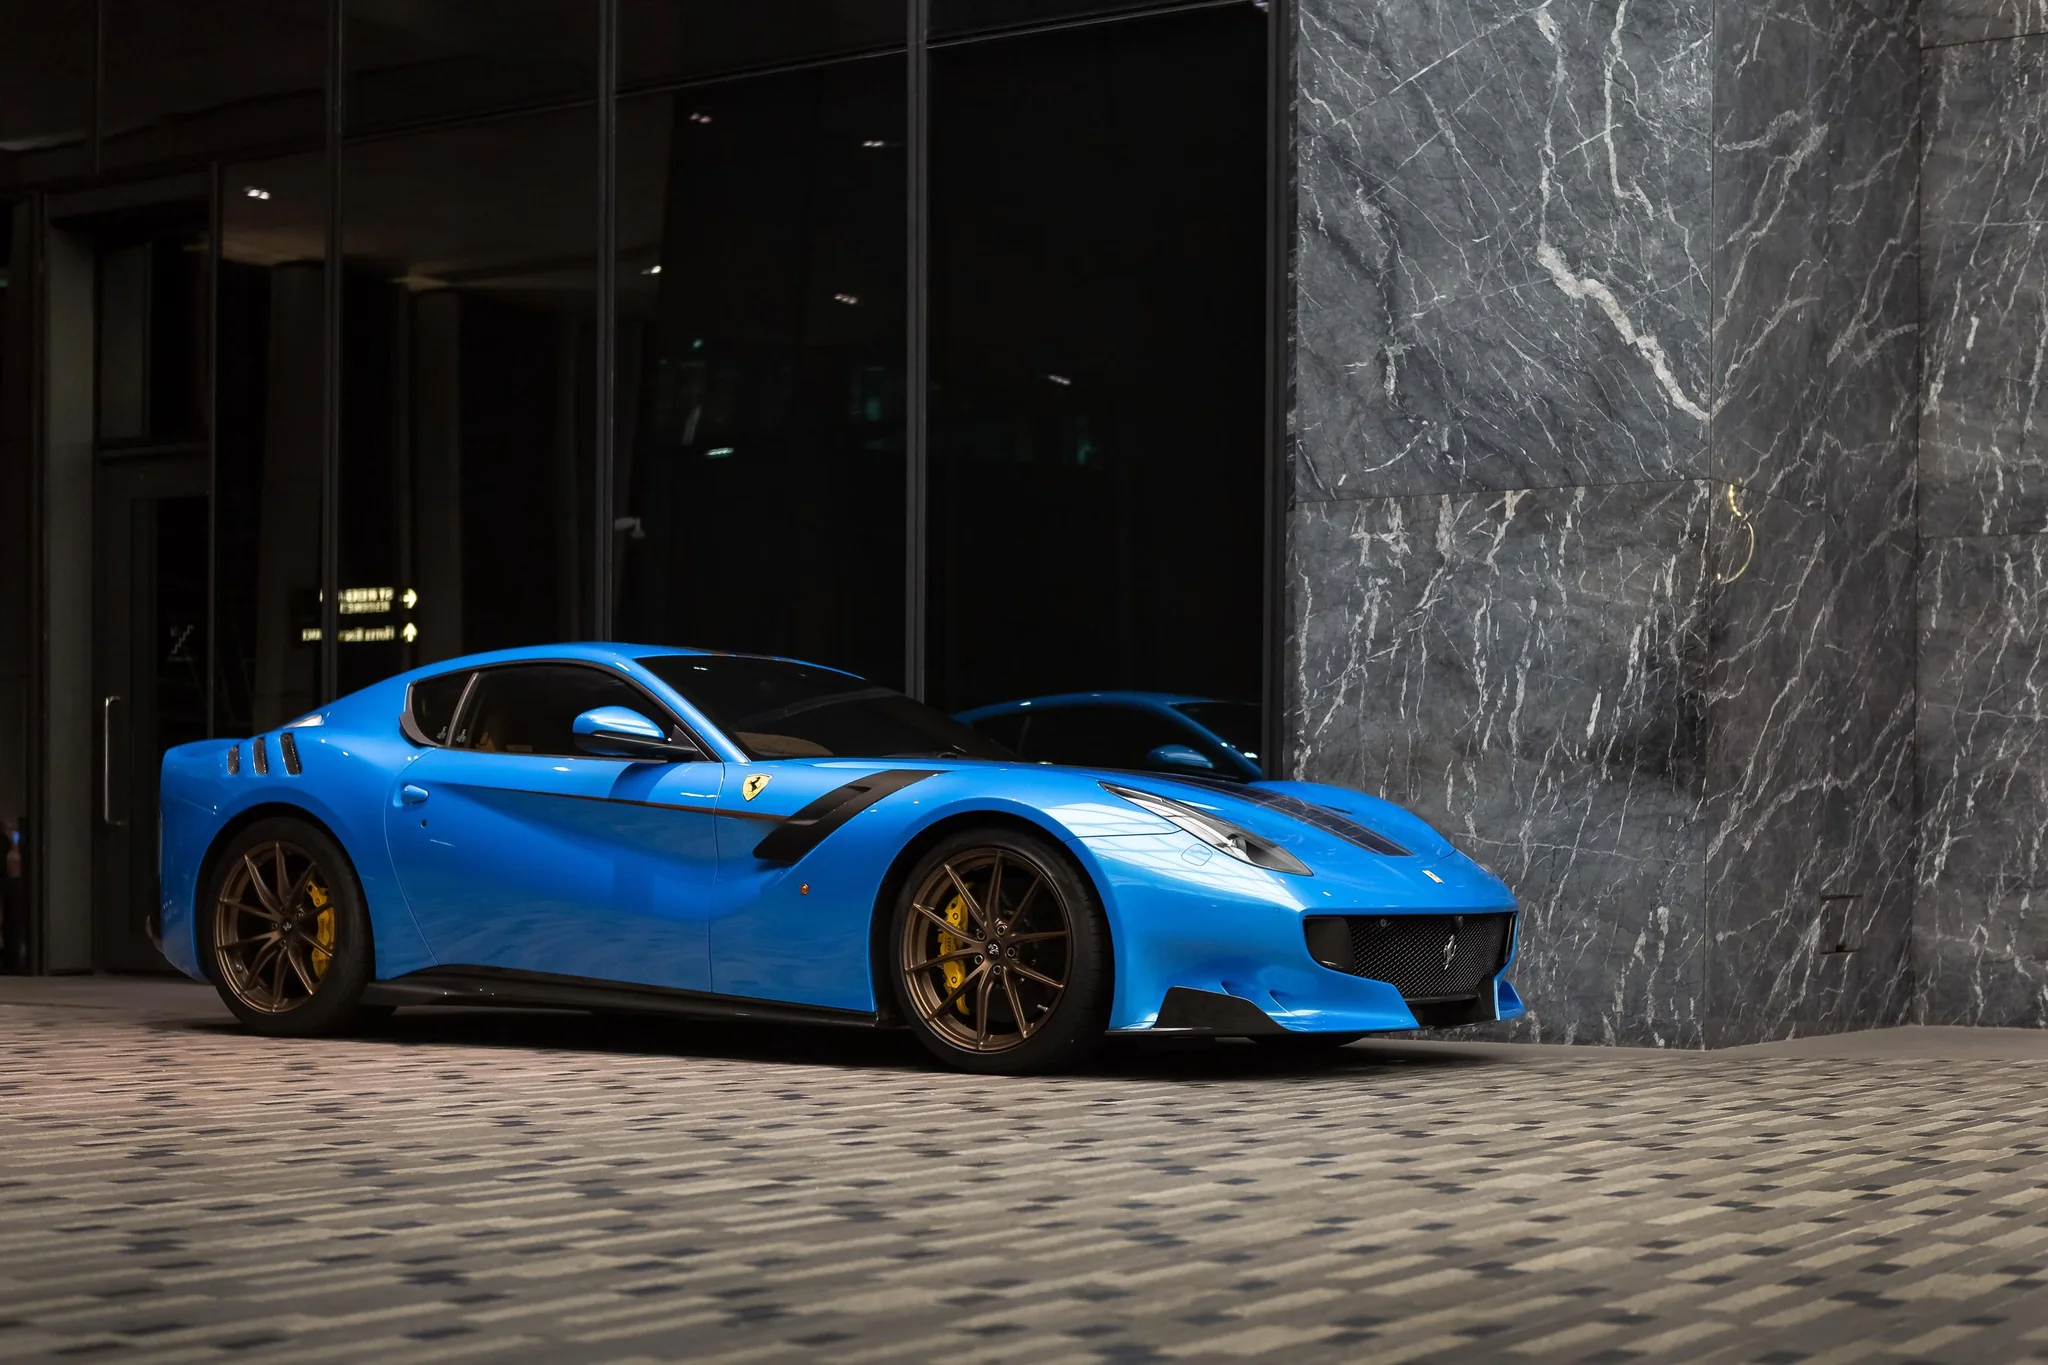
[102,695,126,827]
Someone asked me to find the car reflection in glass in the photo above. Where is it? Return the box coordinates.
[954,692,1263,782]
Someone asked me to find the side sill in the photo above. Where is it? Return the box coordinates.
[363,966,884,1029]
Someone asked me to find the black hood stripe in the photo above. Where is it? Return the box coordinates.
[1151,775,1411,857]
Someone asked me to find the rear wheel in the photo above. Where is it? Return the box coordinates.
[202,816,378,1036]
[890,827,1111,1074]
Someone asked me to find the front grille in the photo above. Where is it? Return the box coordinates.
[1305,912,1514,1003]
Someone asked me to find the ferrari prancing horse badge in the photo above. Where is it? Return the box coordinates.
[742,773,772,801]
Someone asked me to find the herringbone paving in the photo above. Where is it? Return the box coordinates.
[3,987,2047,1363]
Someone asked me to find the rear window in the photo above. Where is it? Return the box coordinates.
[407,670,472,745]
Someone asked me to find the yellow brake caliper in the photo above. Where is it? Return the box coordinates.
[309,880,335,980]
[938,894,971,1014]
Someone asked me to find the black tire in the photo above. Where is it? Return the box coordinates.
[199,815,379,1037]
[888,825,1111,1075]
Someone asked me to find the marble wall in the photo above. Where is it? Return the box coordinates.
[1289,0,1920,1045]
[1916,18,2048,1025]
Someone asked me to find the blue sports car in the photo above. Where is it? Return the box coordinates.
[155,644,1523,1073]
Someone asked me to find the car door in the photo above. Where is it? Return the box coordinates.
[383,661,723,991]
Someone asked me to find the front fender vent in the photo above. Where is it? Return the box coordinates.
[225,744,241,776]
[279,731,302,775]
[252,736,270,775]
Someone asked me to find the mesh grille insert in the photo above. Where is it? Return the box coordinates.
[1305,912,1514,1003]
[252,736,269,776]
[279,731,301,775]
[226,744,240,776]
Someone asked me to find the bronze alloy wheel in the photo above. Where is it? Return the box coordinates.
[211,839,339,1014]
[898,847,1073,1054]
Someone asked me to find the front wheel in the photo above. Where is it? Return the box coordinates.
[202,816,379,1036]
[889,827,1112,1074]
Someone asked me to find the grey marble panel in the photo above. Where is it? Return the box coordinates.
[1288,481,1717,1046]
[1917,534,2048,1027]
[1702,497,1917,1044]
[1713,0,1919,531]
[1921,37,2048,538]
[1922,0,2048,45]
[1294,0,1711,500]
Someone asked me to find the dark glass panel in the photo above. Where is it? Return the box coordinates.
[926,7,1266,713]
[620,1,903,89]
[345,0,596,132]
[95,222,210,447]
[931,0,1240,40]
[101,0,326,170]
[217,154,327,732]
[0,1,93,185]
[0,207,30,895]
[1017,705,1196,770]
[338,108,597,697]
[615,58,905,685]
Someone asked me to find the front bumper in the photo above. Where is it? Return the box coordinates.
[1136,975,1525,1037]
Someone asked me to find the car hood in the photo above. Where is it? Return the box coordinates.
[743,757,1501,901]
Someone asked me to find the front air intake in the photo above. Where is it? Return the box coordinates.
[1304,912,1514,1004]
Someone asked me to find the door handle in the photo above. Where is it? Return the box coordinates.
[102,695,126,827]
[400,784,431,806]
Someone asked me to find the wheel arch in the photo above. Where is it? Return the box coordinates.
[865,809,1112,1027]
[192,803,367,961]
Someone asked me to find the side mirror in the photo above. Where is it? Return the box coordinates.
[572,706,700,761]
[1147,743,1215,773]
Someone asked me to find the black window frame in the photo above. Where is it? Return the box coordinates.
[401,669,479,747]
[439,659,712,761]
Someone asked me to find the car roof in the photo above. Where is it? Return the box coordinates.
[391,643,862,684]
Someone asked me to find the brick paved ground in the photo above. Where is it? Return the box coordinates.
[4,981,2048,1364]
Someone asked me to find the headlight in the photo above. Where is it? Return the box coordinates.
[1102,782,1311,876]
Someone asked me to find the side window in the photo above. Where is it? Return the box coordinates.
[1019,705,1203,772]
[453,665,665,758]
[407,670,473,745]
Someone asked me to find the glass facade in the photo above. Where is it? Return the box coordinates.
[0,0,1278,970]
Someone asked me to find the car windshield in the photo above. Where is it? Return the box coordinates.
[1172,701,1263,759]
[639,655,1012,761]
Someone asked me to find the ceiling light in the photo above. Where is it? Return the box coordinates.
[1046,373,1072,386]
[688,111,713,124]
[833,293,859,305]
[642,264,662,275]
[861,139,887,148]
[243,186,271,200]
